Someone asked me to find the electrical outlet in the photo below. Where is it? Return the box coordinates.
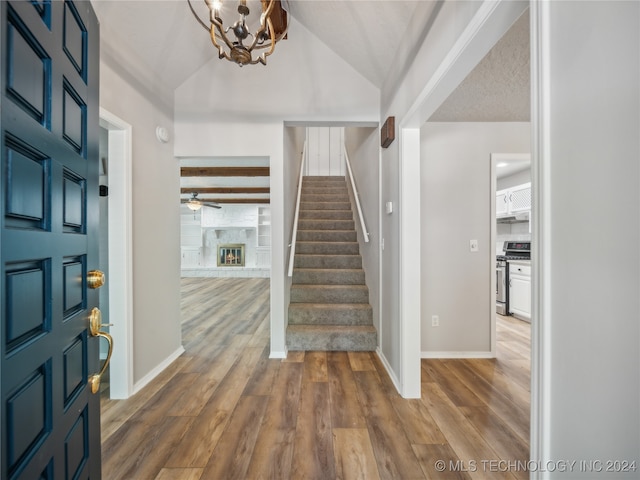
[431,315,439,327]
[470,239,479,252]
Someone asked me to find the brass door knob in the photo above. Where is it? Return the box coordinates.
[88,307,114,394]
[87,269,105,289]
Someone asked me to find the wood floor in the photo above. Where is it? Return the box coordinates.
[101,278,530,480]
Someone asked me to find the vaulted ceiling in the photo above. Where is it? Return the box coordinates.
[93,1,530,203]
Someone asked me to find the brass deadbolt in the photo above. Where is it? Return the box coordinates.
[87,270,105,289]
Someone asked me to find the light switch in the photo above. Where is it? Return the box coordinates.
[470,239,479,252]
[385,201,393,214]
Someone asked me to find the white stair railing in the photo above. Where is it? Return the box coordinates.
[287,141,307,277]
[344,144,370,243]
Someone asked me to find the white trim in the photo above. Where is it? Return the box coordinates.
[99,108,134,399]
[377,133,384,357]
[421,351,494,359]
[132,346,185,395]
[269,349,287,359]
[529,0,552,474]
[490,154,498,357]
[398,128,421,399]
[376,348,401,393]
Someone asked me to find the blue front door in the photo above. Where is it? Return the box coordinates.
[1,1,101,478]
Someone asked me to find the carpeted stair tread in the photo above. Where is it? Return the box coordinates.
[287,175,377,351]
[302,187,348,195]
[296,230,357,242]
[292,268,365,285]
[295,242,360,255]
[286,325,377,351]
[301,195,350,204]
[300,202,351,211]
[288,303,373,326]
[294,254,362,269]
[298,219,355,230]
[290,284,369,304]
[299,210,354,220]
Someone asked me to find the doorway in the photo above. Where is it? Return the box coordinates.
[491,153,531,352]
[99,109,133,399]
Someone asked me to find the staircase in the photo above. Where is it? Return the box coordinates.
[287,176,377,351]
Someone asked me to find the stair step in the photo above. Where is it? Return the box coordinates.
[295,242,360,255]
[302,188,349,195]
[303,176,345,182]
[300,202,351,211]
[298,219,355,231]
[290,284,369,304]
[288,175,377,351]
[286,325,377,351]
[288,303,373,326]
[299,210,353,220]
[293,268,365,285]
[294,254,362,269]
[301,194,350,203]
[296,230,357,242]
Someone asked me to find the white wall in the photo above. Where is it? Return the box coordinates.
[420,122,530,355]
[306,127,345,176]
[344,127,380,344]
[537,1,639,474]
[100,59,183,385]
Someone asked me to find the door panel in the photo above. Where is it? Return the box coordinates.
[1,1,100,479]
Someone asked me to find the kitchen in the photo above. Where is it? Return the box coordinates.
[494,153,531,322]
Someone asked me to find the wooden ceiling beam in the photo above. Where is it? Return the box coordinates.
[180,167,270,177]
[181,187,270,194]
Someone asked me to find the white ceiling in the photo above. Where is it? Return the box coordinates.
[495,155,530,179]
[93,1,530,202]
[92,1,529,108]
[430,8,530,122]
[286,0,423,88]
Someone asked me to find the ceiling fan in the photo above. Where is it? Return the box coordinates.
[182,192,222,211]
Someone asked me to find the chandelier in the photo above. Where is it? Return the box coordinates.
[188,0,289,66]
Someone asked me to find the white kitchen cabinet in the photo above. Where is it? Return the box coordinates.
[509,261,531,321]
[497,182,531,217]
[496,189,510,216]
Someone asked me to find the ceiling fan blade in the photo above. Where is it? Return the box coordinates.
[181,193,222,209]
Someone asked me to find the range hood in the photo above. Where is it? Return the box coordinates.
[497,212,530,224]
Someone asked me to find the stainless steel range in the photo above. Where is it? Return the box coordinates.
[496,241,531,315]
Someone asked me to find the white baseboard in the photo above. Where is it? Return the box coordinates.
[421,351,495,359]
[132,346,186,395]
[376,347,402,393]
[269,348,287,359]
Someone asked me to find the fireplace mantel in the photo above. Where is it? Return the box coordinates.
[204,226,255,239]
